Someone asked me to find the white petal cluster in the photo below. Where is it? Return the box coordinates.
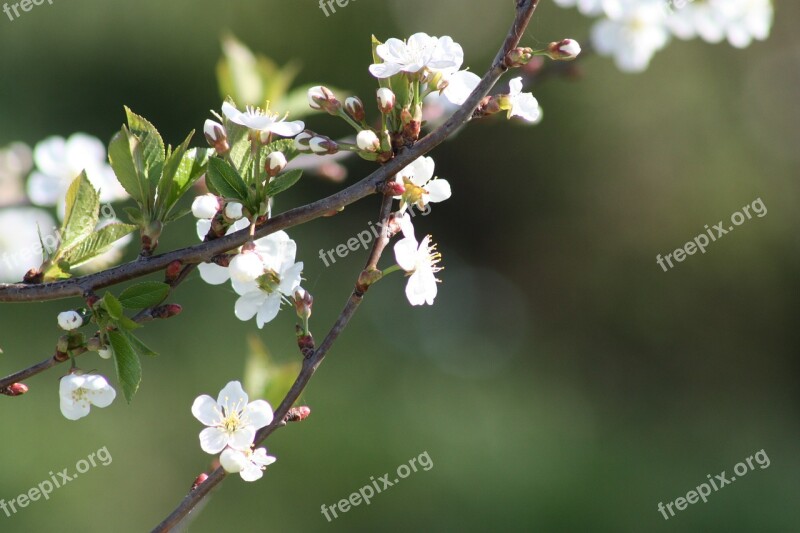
[26,133,128,213]
[393,214,442,306]
[369,33,464,79]
[221,102,305,138]
[57,310,83,331]
[556,0,773,72]
[192,381,276,482]
[0,207,56,282]
[393,156,451,213]
[59,374,116,421]
[191,381,274,454]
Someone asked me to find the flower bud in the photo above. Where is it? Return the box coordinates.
[152,304,182,320]
[230,250,265,283]
[86,336,102,352]
[57,311,83,331]
[2,383,29,396]
[220,448,246,474]
[204,119,229,155]
[293,131,313,153]
[376,88,396,114]
[98,347,112,360]
[191,473,209,491]
[224,202,244,220]
[547,39,581,61]
[265,151,287,177]
[344,96,366,122]
[192,194,220,220]
[295,326,316,359]
[294,288,313,320]
[356,130,381,152]
[165,260,183,283]
[307,86,341,115]
[309,135,338,155]
[284,406,311,422]
[505,47,534,67]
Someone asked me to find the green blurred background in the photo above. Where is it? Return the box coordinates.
[1,0,799,531]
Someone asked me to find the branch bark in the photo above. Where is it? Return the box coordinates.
[150,1,541,531]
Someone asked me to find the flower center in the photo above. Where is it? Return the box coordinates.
[401,177,427,209]
[71,387,89,403]
[257,268,282,294]
[423,238,443,273]
[220,398,247,434]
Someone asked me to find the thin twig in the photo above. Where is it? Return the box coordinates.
[150,2,541,531]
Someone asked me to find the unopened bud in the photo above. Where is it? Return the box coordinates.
[294,288,313,320]
[204,119,229,155]
[191,473,209,491]
[192,194,221,220]
[376,88,396,114]
[356,268,383,294]
[385,181,405,196]
[86,337,102,351]
[356,130,381,153]
[152,304,182,320]
[344,96,366,122]
[293,131,314,153]
[165,260,183,283]
[309,135,338,155]
[295,326,315,359]
[57,310,83,331]
[98,347,112,360]
[506,47,534,67]
[473,95,504,118]
[2,383,28,396]
[547,39,581,61]
[224,202,244,221]
[285,406,311,423]
[265,151,287,177]
[308,86,341,115]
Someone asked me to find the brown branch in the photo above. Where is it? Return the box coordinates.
[150,1,542,531]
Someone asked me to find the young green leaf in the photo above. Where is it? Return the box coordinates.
[262,138,299,162]
[108,330,142,403]
[118,281,170,309]
[61,173,100,251]
[123,331,158,357]
[108,128,148,205]
[61,223,136,267]
[206,157,249,202]
[265,169,303,197]
[125,107,165,186]
[160,146,212,220]
[103,292,124,320]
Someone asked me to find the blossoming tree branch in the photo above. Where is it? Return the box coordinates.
[0,0,772,530]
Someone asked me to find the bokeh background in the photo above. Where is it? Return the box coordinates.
[1,0,799,531]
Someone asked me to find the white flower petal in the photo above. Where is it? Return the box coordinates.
[217,381,249,416]
[394,237,420,272]
[229,426,256,451]
[220,448,247,473]
[235,291,265,321]
[425,179,452,203]
[198,263,231,285]
[255,295,282,328]
[191,394,221,426]
[244,400,274,430]
[199,427,229,454]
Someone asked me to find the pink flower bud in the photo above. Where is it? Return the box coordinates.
[345,96,366,122]
[376,88,396,114]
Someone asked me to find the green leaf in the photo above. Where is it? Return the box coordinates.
[125,107,165,187]
[265,169,303,197]
[61,223,136,267]
[206,157,249,202]
[123,331,158,357]
[160,147,212,220]
[225,118,254,173]
[61,173,100,251]
[123,206,145,226]
[155,132,193,219]
[109,330,142,403]
[103,292,124,320]
[162,205,192,224]
[118,281,170,309]
[217,33,265,107]
[116,316,141,331]
[108,128,148,205]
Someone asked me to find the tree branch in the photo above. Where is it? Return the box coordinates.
[150,1,541,530]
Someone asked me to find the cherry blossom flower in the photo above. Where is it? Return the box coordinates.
[590,1,671,72]
[393,156,451,213]
[192,194,220,220]
[505,77,542,123]
[231,231,304,328]
[26,133,128,212]
[220,447,277,482]
[191,381,274,454]
[195,218,250,285]
[369,33,463,78]
[59,374,117,421]
[221,102,304,138]
[393,215,443,306]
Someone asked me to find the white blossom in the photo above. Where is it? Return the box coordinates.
[506,77,543,123]
[393,156,451,212]
[591,2,670,73]
[221,102,305,138]
[369,33,463,78]
[191,381,274,454]
[224,202,244,220]
[59,374,116,421]
[220,447,276,482]
[192,194,220,220]
[26,134,128,213]
[196,218,250,285]
[393,215,442,306]
[0,207,56,282]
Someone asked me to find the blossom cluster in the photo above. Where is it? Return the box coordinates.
[554,0,773,72]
